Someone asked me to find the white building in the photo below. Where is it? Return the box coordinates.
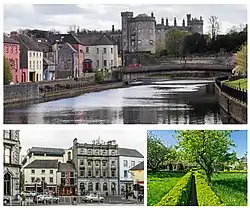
[3,130,21,198]
[78,34,119,71]
[118,148,144,194]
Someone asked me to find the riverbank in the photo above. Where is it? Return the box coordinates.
[4,82,124,107]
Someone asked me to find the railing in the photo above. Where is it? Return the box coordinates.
[216,76,247,104]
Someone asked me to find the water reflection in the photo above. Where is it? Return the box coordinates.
[4,79,229,124]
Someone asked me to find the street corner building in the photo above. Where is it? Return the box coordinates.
[3,130,21,198]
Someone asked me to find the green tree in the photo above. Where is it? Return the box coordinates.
[4,56,12,85]
[235,43,247,76]
[165,29,190,56]
[175,130,235,184]
[94,71,104,83]
[147,132,176,172]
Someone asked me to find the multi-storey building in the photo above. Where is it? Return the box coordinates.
[3,130,21,197]
[72,138,119,196]
[118,148,144,194]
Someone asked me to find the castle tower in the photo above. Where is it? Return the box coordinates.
[189,15,203,34]
[174,17,177,27]
[186,14,191,27]
[121,11,133,52]
[166,18,169,26]
[161,18,164,25]
[182,19,185,27]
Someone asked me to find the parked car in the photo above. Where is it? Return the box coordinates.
[129,63,142,67]
[22,191,32,197]
[44,195,59,204]
[82,194,104,203]
[33,194,46,203]
[3,196,10,206]
[29,191,38,197]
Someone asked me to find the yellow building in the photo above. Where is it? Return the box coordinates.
[129,161,144,186]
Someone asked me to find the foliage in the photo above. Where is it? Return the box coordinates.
[208,16,221,40]
[165,29,190,56]
[235,43,247,76]
[212,173,247,206]
[94,71,104,83]
[182,33,208,55]
[156,172,192,206]
[147,132,177,172]
[175,130,235,184]
[4,56,12,85]
[147,171,185,206]
[225,78,247,90]
[194,171,222,206]
[220,170,247,173]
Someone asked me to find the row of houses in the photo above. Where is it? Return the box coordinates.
[3,32,121,84]
[3,130,144,197]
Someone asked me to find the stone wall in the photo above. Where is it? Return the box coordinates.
[4,83,39,104]
[215,84,247,124]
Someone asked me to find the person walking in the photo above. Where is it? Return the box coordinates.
[21,193,26,206]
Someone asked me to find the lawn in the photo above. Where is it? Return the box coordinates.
[225,78,248,90]
[211,172,247,206]
[147,171,185,206]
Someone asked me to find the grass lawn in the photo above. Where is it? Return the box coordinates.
[211,172,247,206]
[147,171,185,206]
[225,78,248,90]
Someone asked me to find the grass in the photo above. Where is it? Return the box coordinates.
[224,78,248,91]
[211,172,247,206]
[147,171,185,206]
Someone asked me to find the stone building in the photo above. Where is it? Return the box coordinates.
[72,138,119,196]
[3,130,21,197]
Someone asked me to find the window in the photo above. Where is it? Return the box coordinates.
[95,150,98,155]
[4,148,11,164]
[88,171,92,177]
[111,60,113,66]
[42,170,45,174]
[131,161,135,167]
[40,53,42,57]
[31,177,35,183]
[103,161,107,167]
[97,60,99,67]
[88,161,92,166]
[111,170,115,177]
[111,150,115,155]
[11,46,13,53]
[103,48,107,54]
[97,48,99,54]
[149,29,153,34]
[104,60,107,67]
[124,160,128,167]
[138,29,141,33]
[149,40,154,45]
[112,161,115,165]
[61,178,65,185]
[31,169,35,174]
[29,52,32,57]
[80,170,84,176]
[103,171,106,177]
[61,172,65,177]
[111,48,113,53]
[33,61,35,69]
[103,150,106,155]
[95,182,99,191]
[40,61,42,69]
[37,61,39,69]
[70,178,74,185]
[70,172,74,177]
[95,161,99,166]
[88,182,93,191]
[42,177,45,181]
[86,47,89,53]
[80,148,84,154]
[4,130,10,139]
[29,61,32,69]
[124,170,128,178]
[80,160,84,165]
[88,149,92,155]
[103,182,108,191]
[33,52,35,57]
[96,171,99,177]
[50,177,53,183]
[37,52,38,57]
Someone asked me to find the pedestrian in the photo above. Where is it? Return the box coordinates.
[21,193,26,206]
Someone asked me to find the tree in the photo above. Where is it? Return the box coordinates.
[182,33,208,55]
[147,132,176,172]
[208,16,221,40]
[235,43,247,76]
[175,130,235,184]
[4,56,12,85]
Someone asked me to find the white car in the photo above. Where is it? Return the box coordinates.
[82,194,104,203]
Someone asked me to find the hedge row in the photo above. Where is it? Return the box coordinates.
[194,171,221,206]
[220,170,247,173]
[156,172,192,206]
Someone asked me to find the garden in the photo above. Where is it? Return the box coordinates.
[147,130,248,206]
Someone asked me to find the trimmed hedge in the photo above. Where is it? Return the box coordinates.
[194,171,221,206]
[220,170,247,173]
[156,172,192,206]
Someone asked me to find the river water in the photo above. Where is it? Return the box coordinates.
[4,79,227,124]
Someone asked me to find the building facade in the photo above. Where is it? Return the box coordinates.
[3,130,21,197]
[72,138,119,196]
[118,148,144,194]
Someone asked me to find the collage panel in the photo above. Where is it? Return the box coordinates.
[147,130,248,206]
[3,128,145,206]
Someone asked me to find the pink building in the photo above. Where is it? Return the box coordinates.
[72,43,85,76]
[3,35,23,83]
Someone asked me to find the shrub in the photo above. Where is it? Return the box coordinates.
[94,71,104,83]
[194,171,221,206]
[222,170,247,173]
[156,172,192,206]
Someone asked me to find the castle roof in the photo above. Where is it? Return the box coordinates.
[135,13,150,18]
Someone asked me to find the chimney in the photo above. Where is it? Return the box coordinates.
[10,31,18,38]
[166,18,169,26]
[112,25,115,32]
[174,17,177,26]
[161,18,164,25]
[182,19,185,27]
[151,12,154,18]
[200,16,202,21]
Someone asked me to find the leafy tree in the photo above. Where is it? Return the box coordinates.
[4,56,12,85]
[182,33,208,55]
[235,43,247,76]
[175,130,235,184]
[147,132,176,172]
[94,71,104,83]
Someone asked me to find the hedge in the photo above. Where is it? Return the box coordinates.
[220,170,247,173]
[194,171,221,206]
[156,171,192,206]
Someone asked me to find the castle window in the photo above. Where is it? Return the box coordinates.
[150,29,153,34]
[149,40,154,45]
[97,48,99,54]
[138,40,142,45]
[111,48,113,53]
[86,47,89,54]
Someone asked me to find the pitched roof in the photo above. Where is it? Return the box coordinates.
[50,33,82,45]
[118,148,144,158]
[92,34,116,45]
[76,34,100,46]
[28,147,65,156]
[58,162,76,172]
[4,35,20,44]
[135,14,150,18]
[130,161,144,171]
[43,57,55,65]
[13,34,42,51]
[24,159,58,169]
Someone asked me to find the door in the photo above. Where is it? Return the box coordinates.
[4,173,12,196]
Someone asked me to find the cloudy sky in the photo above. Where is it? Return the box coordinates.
[3,4,247,34]
[18,127,145,157]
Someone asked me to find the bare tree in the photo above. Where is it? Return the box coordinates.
[49,28,60,34]
[208,16,220,40]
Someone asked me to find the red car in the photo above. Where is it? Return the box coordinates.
[129,63,142,67]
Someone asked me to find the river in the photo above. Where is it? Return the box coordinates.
[4,79,233,124]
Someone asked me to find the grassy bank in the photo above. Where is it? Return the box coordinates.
[225,78,247,90]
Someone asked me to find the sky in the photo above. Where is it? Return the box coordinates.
[148,130,247,158]
[19,127,145,157]
[3,4,248,34]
